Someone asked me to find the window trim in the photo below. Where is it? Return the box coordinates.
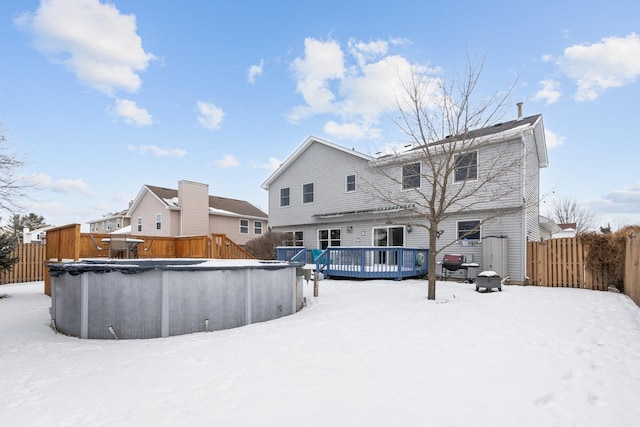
[240,219,249,234]
[318,228,341,250]
[346,174,356,193]
[254,220,263,235]
[454,151,479,183]
[280,187,290,207]
[402,162,421,190]
[155,213,162,230]
[302,183,314,204]
[457,219,481,241]
[137,217,142,232]
[285,231,304,247]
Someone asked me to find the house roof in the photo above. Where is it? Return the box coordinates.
[130,185,267,219]
[413,114,548,168]
[262,115,548,191]
[261,136,372,189]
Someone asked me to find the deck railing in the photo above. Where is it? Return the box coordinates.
[277,246,428,280]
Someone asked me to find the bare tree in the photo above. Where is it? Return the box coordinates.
[363,61,532,300]
[0,130,28,215]
[550,197,598,234]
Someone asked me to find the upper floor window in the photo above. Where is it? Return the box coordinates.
[137,217,142,232]
[318,229,341,250]
[346,175,356,192]
[402,162,421,189]
[240,219,249,234]
[303,183,314,204]
[457,220,481,241]
[455,151,478,182]
[280,187,290,207]
[254,221,263,235]
[156,213,162,230]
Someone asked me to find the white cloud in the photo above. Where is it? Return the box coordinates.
[585,182,640,220]
[15,0,155,96]
[289,37,345,121]
[247,59,264,84]
[531,80,561,105]
[214,154,240,168]
[128,145,187,157]
[251,157,282,171]
[559,33,640,101]
[26,173,95,195]
[544,129,565,148]
[113,99,153,126]
[323,121,381,140]
[348,38,389,67]
[263,157,281,171]
[288,37,441,140]
[196,101,225,130]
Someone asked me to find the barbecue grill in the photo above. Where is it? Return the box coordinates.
[441,254,479,282]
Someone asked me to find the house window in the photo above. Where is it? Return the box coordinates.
[373,226,404,265]
[280,187,290,207]
[156,214,162,230]
[457,220,481,241]
[137,217,142,232]
[455,151,478,182]
[254,221,263,235]
[240,219,249,234]
[303,183,314,204]
[402,162,421,189]
[116,219,121,229]
[318,229,341,250]
[346,175,356,192]
[285,231,304,246]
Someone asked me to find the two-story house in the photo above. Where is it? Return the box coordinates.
[261,113,551,284]
[89,180,268,246]
[88,210,130,234]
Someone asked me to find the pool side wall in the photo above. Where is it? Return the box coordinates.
[51,265,302,339]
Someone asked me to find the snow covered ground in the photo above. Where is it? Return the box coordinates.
[3,279,640,426]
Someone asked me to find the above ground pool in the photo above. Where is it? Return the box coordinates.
[48,259,304,339]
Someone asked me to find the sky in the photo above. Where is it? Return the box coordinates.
[1,0,639,229]
[3,278,640,425]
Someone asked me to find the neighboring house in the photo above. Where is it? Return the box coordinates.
[123,180,268,246]
[22,225,56,244]
[539,216,562,240]
[553,223,577,238]
[261,113,550,284]
[88,210,130,234]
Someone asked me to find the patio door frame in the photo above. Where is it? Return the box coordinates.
[372,226,405,265]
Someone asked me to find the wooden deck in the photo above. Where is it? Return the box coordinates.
[277,246,428,280]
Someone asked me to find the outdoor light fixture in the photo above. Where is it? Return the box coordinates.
[406,225,412,233]
[436,230,444,238]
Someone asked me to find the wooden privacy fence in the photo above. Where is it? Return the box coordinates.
[37,224,255,295]
[527,236,634,292]
[624,233,640,307]
[0,243,47,285]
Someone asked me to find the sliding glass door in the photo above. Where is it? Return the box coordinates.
[373,226,404,265]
